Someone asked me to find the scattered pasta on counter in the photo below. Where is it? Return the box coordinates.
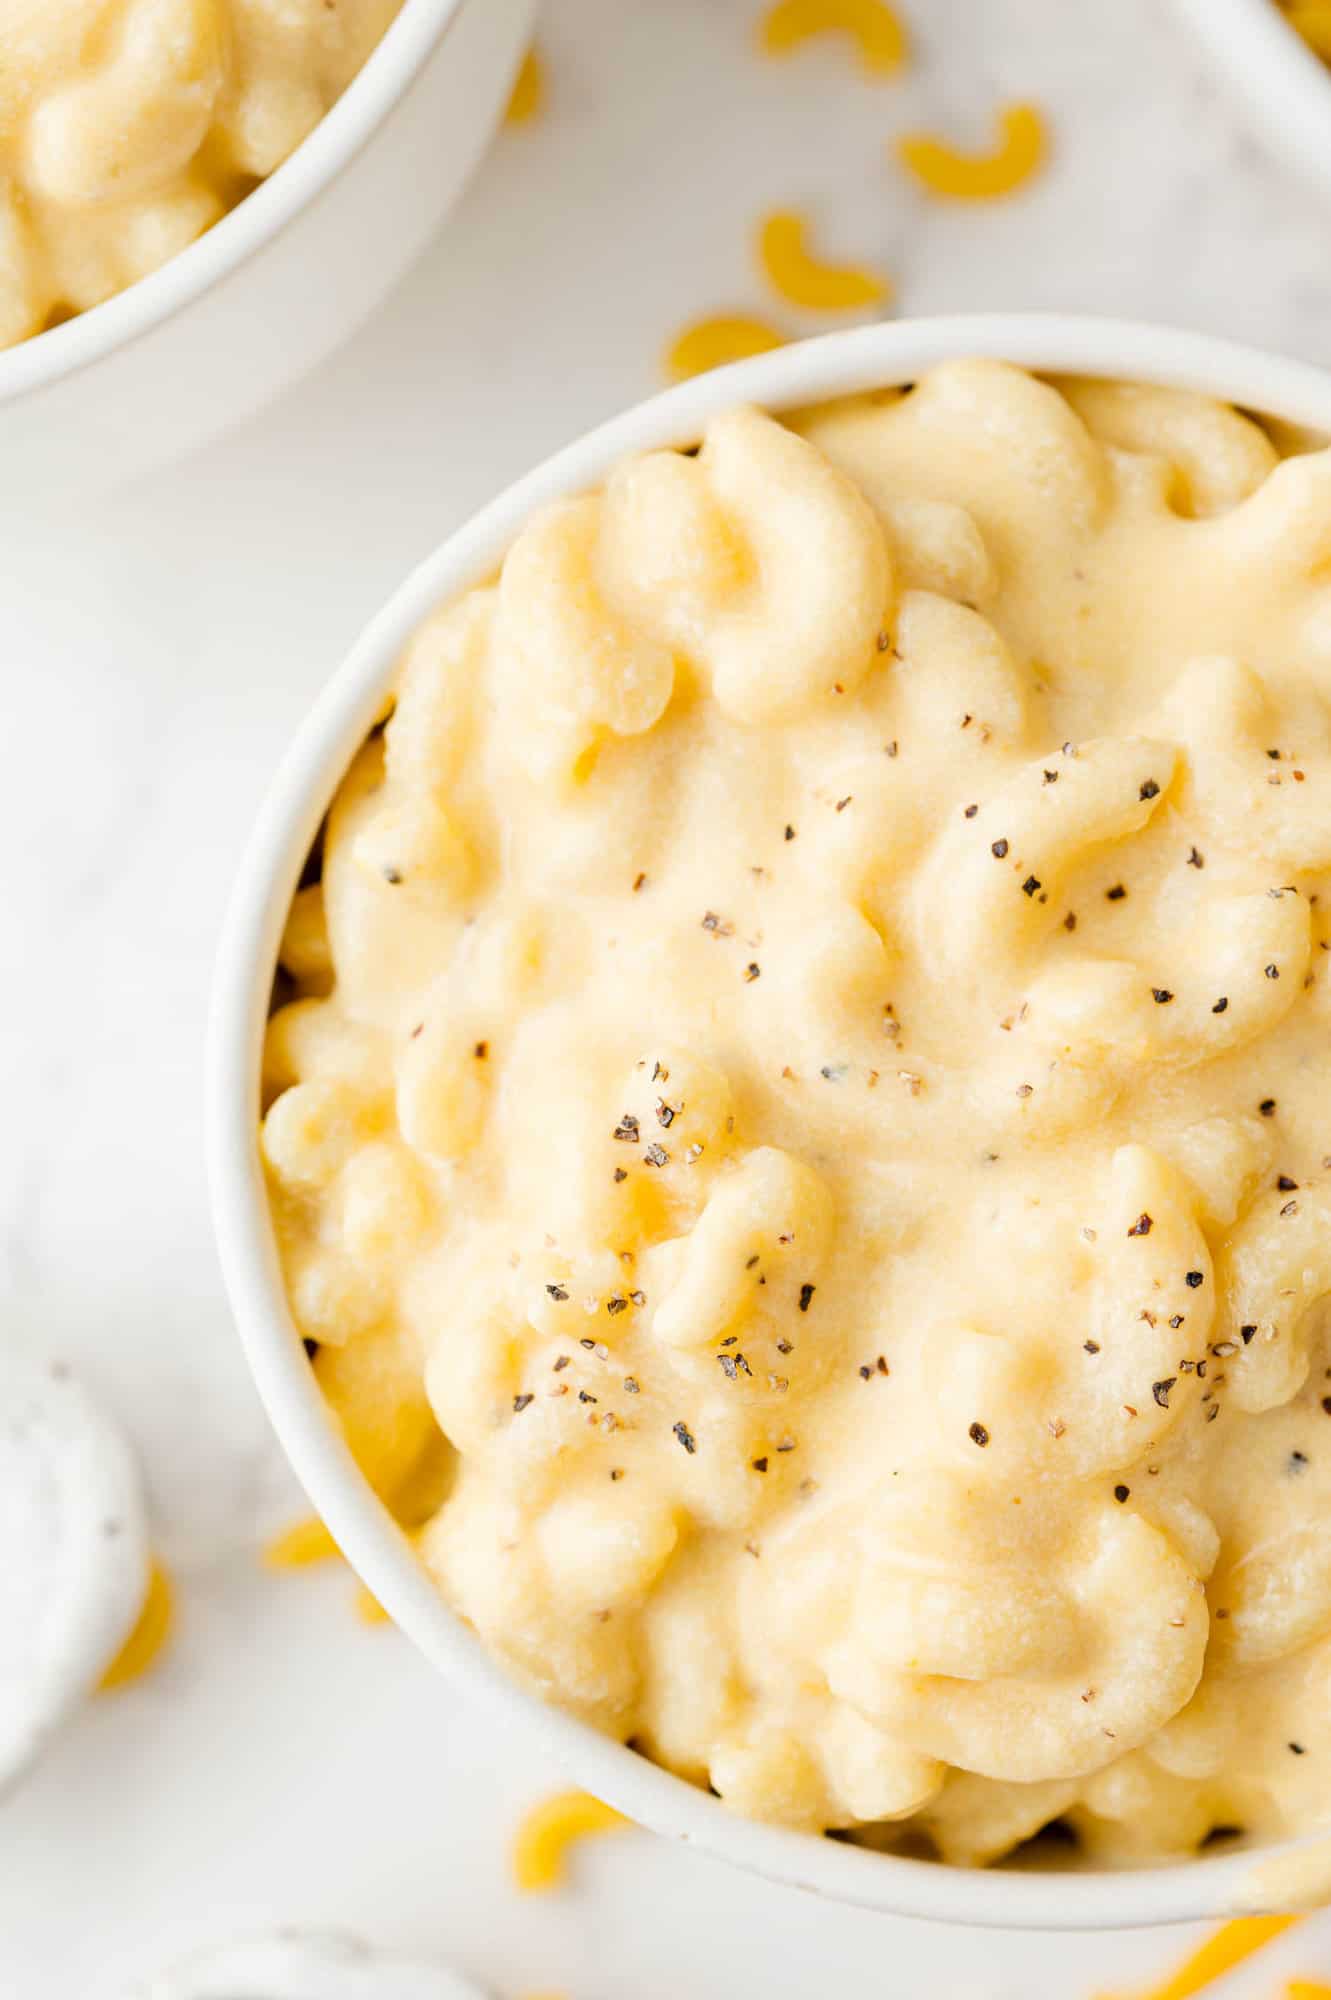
[758,209,890,310]
[1286,1983,1331,1998]
[1100,1918,1303,2000]
[354,1582,392,1625]
[262,1515,341,1568]
[759,0,908,76]
[99,1558,174,1692]
[513,1792,631,1892]
[665,313,790,379]
[1285,3,1331,60]
[506,46,546,125]
[896,100,1047,200]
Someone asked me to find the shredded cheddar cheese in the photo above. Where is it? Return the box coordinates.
[759,0,907,76]
[506,45,545,125]
[98,1558,173,1692]
[513,1790,630,1892]
[1098,1918,1304,2000]
[758,210,890,311]
[1287,3,1331,60]
[896,101,1047,201]
[262,1515,341,1567]
[665,314,788,380]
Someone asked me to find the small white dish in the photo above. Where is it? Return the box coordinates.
[0,1352,148,1792]
[1171,0,1331,202]
[209,314,1331,1929]
[0,0,532,501]
[135,1928,485,2000]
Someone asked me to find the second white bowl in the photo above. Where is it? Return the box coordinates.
[0,0,532,502]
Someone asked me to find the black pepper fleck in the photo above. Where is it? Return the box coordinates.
[798,1283,815,1313]
[673,1421,696,1454]
[968,1421,990,1447]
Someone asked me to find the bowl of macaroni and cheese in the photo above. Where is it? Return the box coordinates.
[211,316,1331,1927]
[0,0,532,496]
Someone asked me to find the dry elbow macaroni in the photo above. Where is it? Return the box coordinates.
[264,362,1331,1866]
[0,0,402,349]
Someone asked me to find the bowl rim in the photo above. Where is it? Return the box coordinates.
[209,313,1331,1931]
[1168,0,1331,202]
[0,0,466,409]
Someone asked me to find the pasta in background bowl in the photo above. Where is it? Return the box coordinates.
[210,316,1331,1930]
[0,0,533,497]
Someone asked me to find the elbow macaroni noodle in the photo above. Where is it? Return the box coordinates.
[264,363,1331,1866]
[0,0,402,349]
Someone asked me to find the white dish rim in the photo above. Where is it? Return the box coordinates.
[208,313,1331,1930]
[0,0,466,409]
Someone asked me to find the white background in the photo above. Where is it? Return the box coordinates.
[5,0,1331,1992]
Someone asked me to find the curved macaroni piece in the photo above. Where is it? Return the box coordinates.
[879,497,997,605]
[665,315,789,381]
[1059,379,1278,518]
[0,181,42,349]
[24,0,225,207]
[758,0,908,74]
[796,359,1109,566]
[927,1146,1213,1477]
[652,1147,834,1350]
[913,736,1176,998]
[315,1326,440,1501]
[262,1516,340,1568]
[757,210,889,312]
[1152,657,1331,875]
[505,46,545,124]
[1217,1184,1331,1413]
[691,408,893,723]
[914,1772,1080,1869]
[1289,4,1331,61]
[1016,886,1309,1075]
[493,497,676,785]
[896,103,1047,202]
[891,590,1032,748]
[384,592,489,797]
[98,1558,173,1692]
[598,409,892,725]
[829,1498,1206,1783]
[1112,1919,1302,2000]
[512,1790,630,1891]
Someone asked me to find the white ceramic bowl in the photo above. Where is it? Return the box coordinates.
[210,315,1331,1930]
[1171,0,1331,201]
[0,0,532,502]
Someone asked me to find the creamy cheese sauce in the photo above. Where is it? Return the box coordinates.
[262,363,1331,1865]
[0,0,401,347]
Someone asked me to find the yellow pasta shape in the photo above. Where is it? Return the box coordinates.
[99,1558,174,1692]
[1098,1917,1302,2000]
[262,1515,341,1568]
[506,46,545,124]
[896,102,1047,201]
[665,315,789,381]
[354,1581,392,1624]
[758,210,890,311]
[512,1790,631,1891]
[1287,1983,1331,1999]
[1288,5,1331,61]
[760,0,908,76]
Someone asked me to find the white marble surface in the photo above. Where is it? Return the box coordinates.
[6,0,1331,1991]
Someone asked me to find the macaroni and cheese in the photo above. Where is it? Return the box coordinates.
[0,0,402,349]
[263,363,1331,1866]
